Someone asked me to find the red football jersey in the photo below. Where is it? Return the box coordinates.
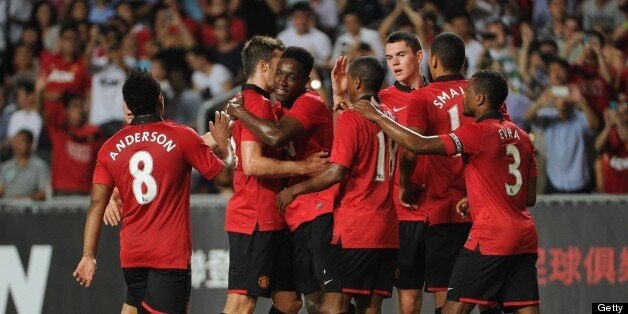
[406,75,473,225]
[379,82,427,221]
[281,91,335,231]
[571,65,613,121]
[226,84,285,234]
[600,128,628,194]
[329,103,399,249]
[442,115,538,255]
[92,118,224,268]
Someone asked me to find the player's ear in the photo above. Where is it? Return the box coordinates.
[430,54,438,69]
[157,92,165,115]
[353,76,361,90]
[259,59,269,73]
[476,93,486,107]
[416,49,423,64]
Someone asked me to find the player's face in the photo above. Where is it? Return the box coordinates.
[274,58,307,103]
[265,49,284,92]
[385,41,421,84]
[462,80,476,117]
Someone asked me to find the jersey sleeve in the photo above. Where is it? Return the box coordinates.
[451,123,484,156]
[404,93,428,131]
[178,127,225,180]
[241,97,274,142]
[92,150,114,187]
[284,96,324,131]
[329,112,359,169]
[528,150,538,178]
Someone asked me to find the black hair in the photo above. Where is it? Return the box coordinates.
[16,129,34,144]
[281,46,314,79]
[241,35,285,78]
[536,38,559,53]
[62,93,83,108]
[546,56,570,72]
[189,46,216,63]
[290,1,313,15]
[30,1,58,26]
[386,31,422,53]
[59,22,79,37]
[586,30,605,46]
[122,69,162,115]
[470,70,508,110]
[348,56,385,93]
[430,32,466,72]
[341,8,362,22]
[15,78,35,93]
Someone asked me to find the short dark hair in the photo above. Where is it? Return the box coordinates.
[16,129,34,144]
[62,93,83,108]
[386,31,422,53]
[15,78,35,93]
[241,35,285,78]
[189,45,216,63]
[546,56,570,73]
[59,22,79,37]
[470,70,508,110]
[290,1,313,15]
[122,69,162,115]
[431,32,466,72]
[348,56,385,93]
[281,46,314,79]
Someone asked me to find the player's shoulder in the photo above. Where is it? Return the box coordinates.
[295,90,326,106]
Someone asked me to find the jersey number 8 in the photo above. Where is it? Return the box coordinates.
[129,151,158,204]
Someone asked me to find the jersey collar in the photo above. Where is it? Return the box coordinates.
[242,83,271,99]
[130,114,164,125]
[358,94,380,103]
[394,81,414,93]
[476,110,503,123]
[434,73,465,82]
[281,88,308,109]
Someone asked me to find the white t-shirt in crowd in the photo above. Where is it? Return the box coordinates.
[191,63,233,99]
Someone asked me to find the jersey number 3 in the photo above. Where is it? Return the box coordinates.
[505,144,522,196]
[129,151,158,204]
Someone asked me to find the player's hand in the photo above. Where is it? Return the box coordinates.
[302,151,330,176]
[73,256,97,287]
[224,93,243,119]
[399,182,423,210]
[346,97,385,121]
[331,56,348,109]
[276,188,297,214]
[209,111,234,142]
[103,189,122,226]
[455,197,470,219]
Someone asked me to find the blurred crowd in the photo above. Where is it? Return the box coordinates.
[0,0,626,199]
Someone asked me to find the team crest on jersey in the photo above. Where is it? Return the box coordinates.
[258,275,270,288]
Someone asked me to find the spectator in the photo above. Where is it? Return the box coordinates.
[19,23,44,57]
[0,130,49,200]
[63,0,89,23]
[518,23,552,100]
[164,68,203,127]
[84,24,135,137]
[479,20,522,92]
[595,99,628,193]
[310,0,338,35]
[337,0,386,26]
[149,57,173,98]
[0,0,33,53]
[207,15,245,83]
[6,42,40,86]
[582,0,626,32]
[525,59,600,193]
[278,2,332,69]
[48,93,103,195]
[0,88,16,161]
[199,0,247,47]
[333,9,385,61]
[38,23,89,126]
[570,31,614,122]
[535,0,569,42]
[186,46,233,101]
[30,0,60,52]
[88,0,115,25]
[6,79,43,149]
[236,0,284,37]
[153,5,196,50]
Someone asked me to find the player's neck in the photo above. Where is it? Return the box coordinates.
[246,76,270,93]
[400,74,423,90]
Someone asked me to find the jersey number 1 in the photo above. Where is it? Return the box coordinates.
[129,151,158,204]
[375,131,397,182]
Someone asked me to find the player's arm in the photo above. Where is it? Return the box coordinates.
[398,126,425,207]
[229,105,305,148]
[212,141,235,187]
[73,183,113,287]
[276,163,346,212]
[241,141,328,178]
[526,175,537,207]
[345,98,448,155]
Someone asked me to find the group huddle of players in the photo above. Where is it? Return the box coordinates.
[73,30,540,314]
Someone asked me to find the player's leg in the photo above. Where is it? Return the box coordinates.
[442,248,507,314]
[354,293,384,314]
[395,221,426,314]
[271,230,302,313]
[321,292,352,313]
[140,268,190,313]
[224,231,281,313]
[501,254,540,314]
[303,213,334,313]
[425,223,472,312]
[121,290,138,314]
[122,268,148,313]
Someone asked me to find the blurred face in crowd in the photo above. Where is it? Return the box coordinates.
[21,27,40,48]
[13,45,34,70]
[291,10,311,35]
[582,34,602,62]
[69,0,88,22]
[36,3,54,27]
[385,41,422,84]
[66,97,86,127]
[16,88,35,109]
[11,132,32,158]
[449,16,471,39]
[205,0,228,17]
[487,22,507,48]
[547,62,569,86]
[150,59,167,81]
[264,49,283,91]
[548,0,567,21]
[564,17,580,37]
[274,58,308,103]
[116,2,134,23]
[343,13,362,35]
[59,29,79,57]
[213,17,231,42]
[185,53,203,71]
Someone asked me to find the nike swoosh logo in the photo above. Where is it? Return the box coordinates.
[324,279,333,285]
[447,288,453,291]
[393,106,407,112]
